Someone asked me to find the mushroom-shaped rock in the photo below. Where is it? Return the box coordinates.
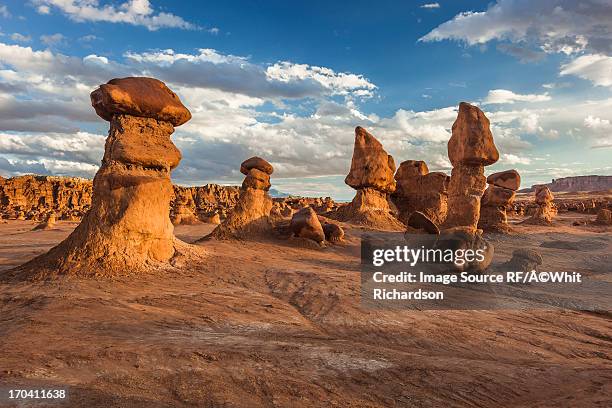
[345,126,396,193]
[448,102,499,167]
[323,222,344,242]
[407,211,439,235]
[487,169,521,191]
[91,77,191,126]
[240,157,274,176]
[208,157,274,240]
[290,207,325,242]
[10,77,193,279]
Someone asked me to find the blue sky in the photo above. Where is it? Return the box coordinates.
[0,0,611,199]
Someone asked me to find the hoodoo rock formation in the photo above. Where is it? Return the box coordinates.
[523,185,557,225]
[437,102,499,272]
[391,160,450,226]
[332,127,404,230]
[208,157,274,239]
[11,77,192,278]
[478,169,521,232]
[442,102,499,233]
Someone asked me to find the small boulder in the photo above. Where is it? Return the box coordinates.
[323,223,344,242]
[503,249,543,272]
[290,207,325,243]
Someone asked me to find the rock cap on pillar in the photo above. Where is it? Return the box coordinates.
[487,169,521,191]
[90,77,192,126]
[345,126,396,193]
[240,157,274,175]
[448,102,499,167]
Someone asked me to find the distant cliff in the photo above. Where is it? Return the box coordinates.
[519,175,612,193]
[0,175,239,221]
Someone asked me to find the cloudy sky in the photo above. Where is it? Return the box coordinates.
[0,0,611,199]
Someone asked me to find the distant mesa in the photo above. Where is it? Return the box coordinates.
[518,175,612,193]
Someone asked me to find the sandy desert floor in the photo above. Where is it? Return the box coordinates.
[0,213,610,407]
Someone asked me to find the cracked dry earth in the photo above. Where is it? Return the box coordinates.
[0,213,611,407]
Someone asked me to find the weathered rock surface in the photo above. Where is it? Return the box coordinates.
[502,249,543,272]
[478,170,520,233]
[523,186,557,225]
[323,222,344,242]
[391,160,449,226]
[345,126,396,193]
[90,77,191,126]
[0,175,92,221]
[290,207,325,243]
[443,103,499,233]
[240,157,274,176]
[487,170,521,191]
[448,102,499,167]
[332,127,404,230]
[209,157,274,239]
[11,77,193,278]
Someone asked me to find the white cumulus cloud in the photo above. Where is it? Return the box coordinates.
[484,89,551,104]
[32,0,197,31]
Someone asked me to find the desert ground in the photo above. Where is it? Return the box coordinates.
[0,210,610,408]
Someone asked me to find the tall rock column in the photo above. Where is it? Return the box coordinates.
[334,127,404,230]
[478,169,521,232]
[442,102,499,233]
[12,77,191,278]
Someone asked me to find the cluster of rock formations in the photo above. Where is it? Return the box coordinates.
[4,74,608,279]
[331,127,404,230]
[478,170,521,232]
[170,184,239,225]
[0,175,92,221]
[13,77,194,278]
[0,175,240,224]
